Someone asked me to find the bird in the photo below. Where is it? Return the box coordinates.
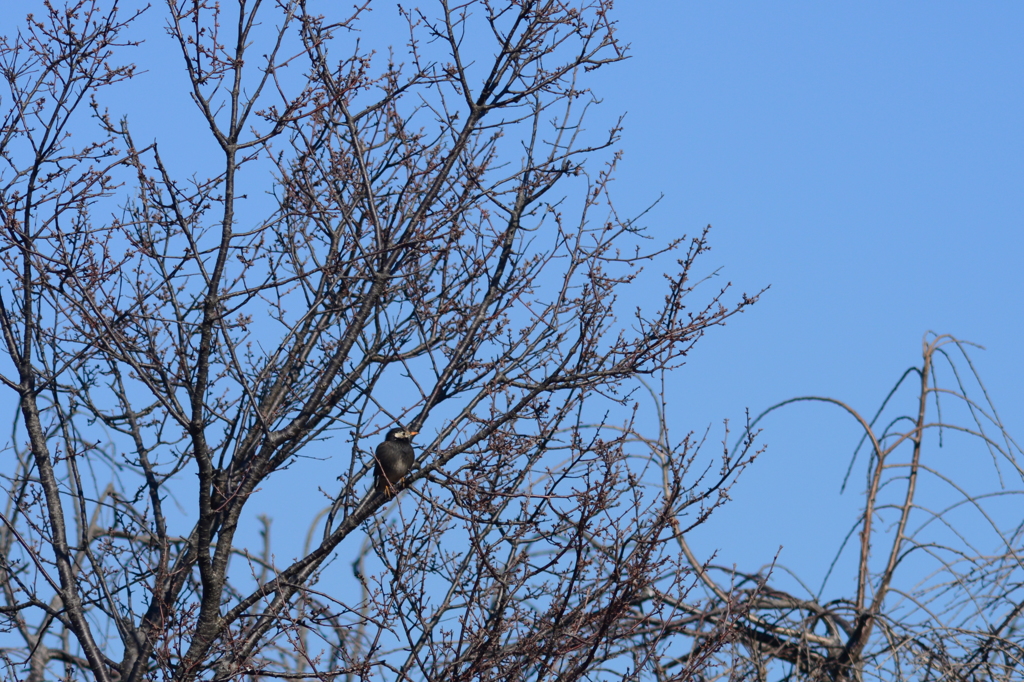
[374,427,418,496]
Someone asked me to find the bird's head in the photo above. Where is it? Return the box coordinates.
[386,427,418,441]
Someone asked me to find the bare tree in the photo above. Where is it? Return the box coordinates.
[662,334,1024,681]
[0,2,761,681]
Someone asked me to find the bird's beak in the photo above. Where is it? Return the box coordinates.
[409,431,419,436]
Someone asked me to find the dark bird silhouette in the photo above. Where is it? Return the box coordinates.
[374,427,417,496]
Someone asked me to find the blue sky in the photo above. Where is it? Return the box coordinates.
[3,0,1020,628]
[599,2,1023,592]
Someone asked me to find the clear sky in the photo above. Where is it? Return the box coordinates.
[600,2,1023,591]
[3,0,1021,619]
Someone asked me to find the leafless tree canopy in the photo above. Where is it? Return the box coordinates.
[671,335,1024,681]
[4,3,1020,682]
[0,2,761,680]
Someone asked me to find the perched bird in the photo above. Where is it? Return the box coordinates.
[374,427,418,496]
